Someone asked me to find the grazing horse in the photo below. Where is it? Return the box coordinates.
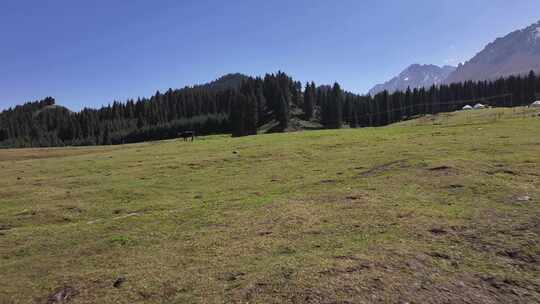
[179,131,195,142]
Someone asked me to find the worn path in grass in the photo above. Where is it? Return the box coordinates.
[1,108,539,303]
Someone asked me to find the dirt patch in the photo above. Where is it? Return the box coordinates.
[138,291,153,300]
[358,159,408,177]
[406,255,431,272]
[64,206,83,213]
[498,249,539,265]
[429,165,452,171]
[219,271,246,282]
[427,251,451,260]
[333,255,361,261]
[456,215,540,272]
[291,288,357,304]
[478,275,539,298]
[232,248,540,304]
[276,246,296,255]
[160,281,180,300]
[46,286,78,303]
[320,262,372,276]
[429,227,448,235]
[427,165,463,178]
[241,282,271,302]
[345,194,365,201]
[320,179,338,184]
[397,211,414,219]
[487,168,519,176]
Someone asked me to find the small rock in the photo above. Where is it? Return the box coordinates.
[232,151,238,154]
[113,277,126,288]
[516,195,530,202]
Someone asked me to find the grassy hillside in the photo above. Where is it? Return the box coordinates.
[1,108,539,303]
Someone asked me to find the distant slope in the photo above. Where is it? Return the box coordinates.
[0,97,68,118]
[369,64,455,95]
[34,104,72,116]
[195,73,250,91]
[445,20,540,83]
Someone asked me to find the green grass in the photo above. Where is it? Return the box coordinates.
[1,108,540,303]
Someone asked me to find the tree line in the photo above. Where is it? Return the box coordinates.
[1,71,539,148]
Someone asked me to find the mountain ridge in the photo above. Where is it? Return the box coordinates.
[370,20,540,94]
[369,64,455,95]
[445,20,540,83]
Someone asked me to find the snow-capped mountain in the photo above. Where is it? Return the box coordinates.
[369,64,455,95]
[445,20,540,84]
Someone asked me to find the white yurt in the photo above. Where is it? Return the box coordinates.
[462,105,473,110]
[530,101,540,108]
[473,103,486,109]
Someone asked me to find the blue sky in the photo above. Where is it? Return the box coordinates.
[1,0,538,110]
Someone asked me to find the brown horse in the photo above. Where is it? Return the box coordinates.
[179,131,195,142]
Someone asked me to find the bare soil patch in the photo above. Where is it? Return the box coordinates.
[46,286,77,303]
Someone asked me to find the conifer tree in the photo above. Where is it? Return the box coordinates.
[331,83,343,128]
[230,93,246,137]
[303,82,314,120]
[102,125,111,145]
[246,94,258,135]
[278,90,290,130]
[256,87,266,126]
